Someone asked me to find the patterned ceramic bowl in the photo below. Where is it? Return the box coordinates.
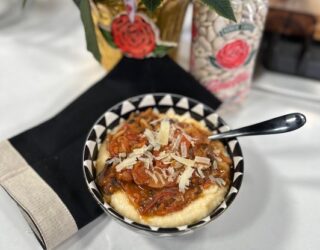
[83,93,244,236]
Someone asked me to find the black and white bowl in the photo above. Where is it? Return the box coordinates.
[83,93,244,236]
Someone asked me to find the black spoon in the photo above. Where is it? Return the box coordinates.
[208,113,306,140]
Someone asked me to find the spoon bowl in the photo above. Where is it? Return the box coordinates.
[208,113,306,140]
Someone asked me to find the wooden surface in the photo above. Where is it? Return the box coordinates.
[269,0,320,15]
[269,0,320,40]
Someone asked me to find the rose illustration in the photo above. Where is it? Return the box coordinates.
[111,14,156,59]
[216,40,250,69]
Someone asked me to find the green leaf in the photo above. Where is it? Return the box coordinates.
[73,0,81,8]
[142,0,162,12]
[80,0,101,62]
[202,0,236,22]
[99,28,117,49]
[209,56,221,68]
[153,45,173,57]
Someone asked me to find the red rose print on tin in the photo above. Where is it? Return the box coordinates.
[99,13,176,59]
[209,40,252,69]
[111,14,156,59]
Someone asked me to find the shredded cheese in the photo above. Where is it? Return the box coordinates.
[115,157,137,172]
[138,157,150,169]
[195,163,210,169]
[167,167,176,182]
[173,161,183,169]
[194,156,211,169]
[143,129,159,149]
[155,171,166,184]
[212,160,218,170]
[197,169,205,178]
[145,169,158,183]
[171,134,182,151]
[129,146,149,157]
[170,153,194,167]
[195,156,210,165]
[118,152,126,158]
[182,132,195,146]
[155,151,168,160]
[174,124,195,146]
[209,176,225,187]
[106,157,120,165]
[150,118,162,125]
[167,166,175,176]
[157,119,170,145]
[161,154,172,165]
[178,166,194,192]
[169,124,176,142]
[180,142,187,158]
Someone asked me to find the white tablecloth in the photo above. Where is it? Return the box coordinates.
[1,1,320,249]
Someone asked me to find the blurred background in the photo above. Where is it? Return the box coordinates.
[263,0,320,80]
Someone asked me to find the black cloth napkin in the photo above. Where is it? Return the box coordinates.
[1,57,221,249]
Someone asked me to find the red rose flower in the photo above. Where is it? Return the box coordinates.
[111,14,156,59]
[216,40,250,69]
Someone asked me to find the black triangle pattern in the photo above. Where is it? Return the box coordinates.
[83,93,244,234]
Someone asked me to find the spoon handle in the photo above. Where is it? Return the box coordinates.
[208,113,306,140]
